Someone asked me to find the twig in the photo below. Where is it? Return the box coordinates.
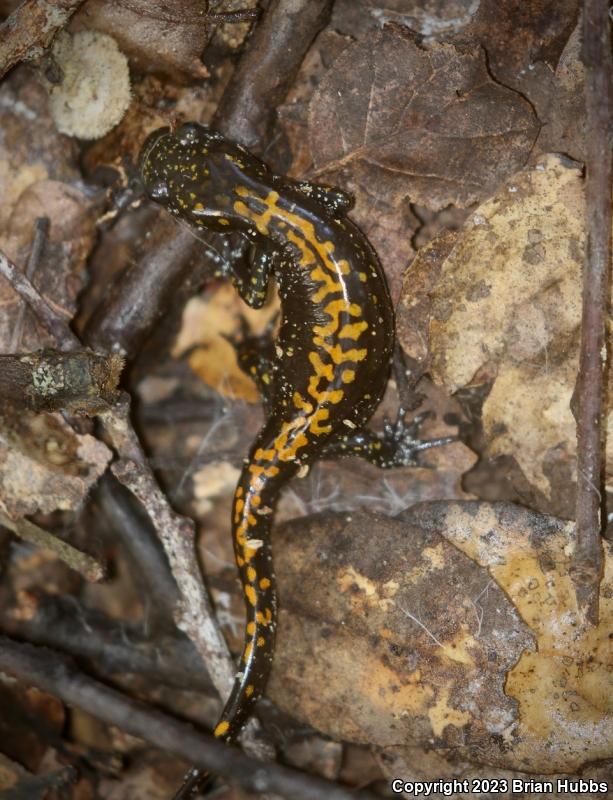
[19,230,271,757]
[0,350,123,413]
[10,217,49,352]
[205,10,259,23]
[0,591,213,692]
[213,0,334,147]
[0,0,86,79]
[0,248,80,351]
[572,0,612,624]
[0,637,380,800]
[98,396,237,695]
[94,475,181,626]
[82,216,205,358]
[0,511,105,582]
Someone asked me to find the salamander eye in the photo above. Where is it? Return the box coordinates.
[150,179,170,201]
[178,122,200,145]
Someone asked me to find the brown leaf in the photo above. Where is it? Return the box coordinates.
[70,0,211,82]
[535,21,585,163]
[268,502,613,772]
[397,229,459,364]
[457,0,580,95]
[0,70,79,233]
[308,25,538,211]
[269,506,534,761]
[344,180,419,304]
[407,502,613,772]
[451,1,580,157]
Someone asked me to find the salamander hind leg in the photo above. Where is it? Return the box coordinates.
[321,408,456,468]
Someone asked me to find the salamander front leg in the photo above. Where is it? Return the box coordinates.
[229,238,279,309]
[322,409,456,469]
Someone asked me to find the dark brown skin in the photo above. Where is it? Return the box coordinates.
[140,122,449,796]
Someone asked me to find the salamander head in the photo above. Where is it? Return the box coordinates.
[139,122,269,232]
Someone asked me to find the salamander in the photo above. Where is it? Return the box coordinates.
[139,122,452,797]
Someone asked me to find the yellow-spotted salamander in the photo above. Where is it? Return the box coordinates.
[139,122,452,797]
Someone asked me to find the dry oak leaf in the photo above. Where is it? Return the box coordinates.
[409,154,597,498]
[268,502,612,773]
[308,25,538,212]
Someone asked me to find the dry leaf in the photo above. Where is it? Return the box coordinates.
[175,283,280,403]
[269,507,532,760]
[405,154,600,499]
[397,229,458,364]
[0,70,79,233]
[0,412,111,518]
[309,25,538,211]
[457,0,579,96]
[535,21,586,163]
[70,0,211,81]
[406,502,613,772]
[0,180,99,353]
[268,502,612,773]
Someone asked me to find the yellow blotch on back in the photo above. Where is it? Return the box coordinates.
[214,720,230,737]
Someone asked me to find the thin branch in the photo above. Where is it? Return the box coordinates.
[0,511,105,582]
[0,0,86,79]
[0,591,213,692]
[572,0,612,623]
[0,637,380,800]
[213,0,334,148]
[94,475,181,626]
[82,215,206,358]
[0,350,123,413]
[205,9,259,23]
[98,397,237,696]
[0,248,80,350]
